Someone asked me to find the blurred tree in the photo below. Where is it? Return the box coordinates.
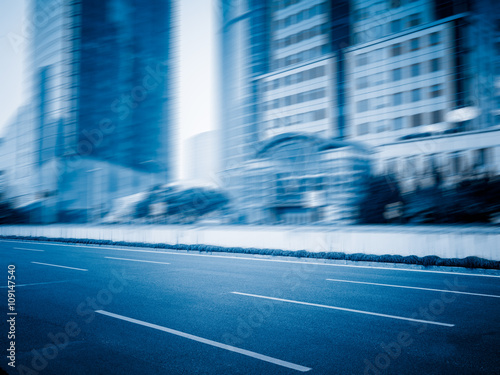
[131,186,229,224]
[358,175,402,224]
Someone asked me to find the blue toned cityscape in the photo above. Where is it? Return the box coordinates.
[0,1,499,375]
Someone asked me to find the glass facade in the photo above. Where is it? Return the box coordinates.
[220,0,271,171]
[5,0,177,222]
[228,133,370,224]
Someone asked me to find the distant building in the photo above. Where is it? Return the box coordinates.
[219,0,500,224]
[219,0,350,171]
[0,106,38,207]
[219,0,271,170]
[346,0,500,190]
[219,0,360,223]
[184,131,220,185]
[227,133,370,224]
[1,0,177,222]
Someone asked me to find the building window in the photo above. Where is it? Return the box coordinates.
[373,96,386,109]
[313,108,327,121]
[391,19,402,33]
[429,84,443,98]
[391,43,403,57]
[372,72,385,85]
[393,117,404,130]
[409,38,420,51]
[357,99,370,112]
[430,58,441,72]
[411,113,423,127]
[411,63,420,77]
[429,32,440,46]
[375,120,386,133]
[407,13,421,28]
[431,110,443,123]
[358,122,370,135]
[411,88,421,102]
[424,154,437,174]
[373,25,384,40]
[356,53,368,66]
[389,0,402,9]
[356,76,369,89]
[451,152,461,174]
[371,48,385,62]
[392,68,402,81]
[474,148,489,168]
[406,156,416,176]
[393,92,403,106]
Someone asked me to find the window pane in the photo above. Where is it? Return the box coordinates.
[393,117,404,130]
[393,92,403,106]
[429,84,442,98]
[412,113,423,127]
[430,32,440,46]
[412,88,421,102]
[392,68,402,81]
[358,122,370,135]
[411,63,420,77]
[431,110,443,123]
[391,19,402,33]
[430,58,441,72]
[410,38,419,51]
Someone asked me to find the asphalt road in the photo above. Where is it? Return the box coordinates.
[0,239,499,375]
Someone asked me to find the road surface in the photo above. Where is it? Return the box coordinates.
[1,239,499,374]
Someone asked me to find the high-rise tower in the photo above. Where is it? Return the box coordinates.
[6,0,177,222]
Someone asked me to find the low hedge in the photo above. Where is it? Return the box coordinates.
[1,235,499,270]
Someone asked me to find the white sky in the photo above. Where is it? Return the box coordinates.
[0,0,26,135]
[178,0,217,179]
[0,0,217,180]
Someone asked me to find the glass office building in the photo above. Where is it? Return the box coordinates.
[219,0,500,223]
[1,0,176,222]
[346,0,500,193]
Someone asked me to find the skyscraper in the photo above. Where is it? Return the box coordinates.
[219,0,271,170]
[219,0,369,224]
[2,0,177,222]
[345,0,500,192]
[219,0,350,171]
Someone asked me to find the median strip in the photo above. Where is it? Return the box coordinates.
[95,310,311,372]
[231,292,455,327]
[326,278,500,299]
[31,262,88,271]
[3,239,499,277]
[104,257,170,265]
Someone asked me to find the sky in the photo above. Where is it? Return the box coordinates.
[0,0,26,135]
[0,0,217,180]
[178,0,217,179]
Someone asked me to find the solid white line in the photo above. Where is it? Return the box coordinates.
[3,239,499,279]
[0,280,73,288]
[96,310,311,372]
[31,262,88,272]
[13,247,44,252]
[326,278,500,299]
[231,292,455,327]
[104,256,170,265]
